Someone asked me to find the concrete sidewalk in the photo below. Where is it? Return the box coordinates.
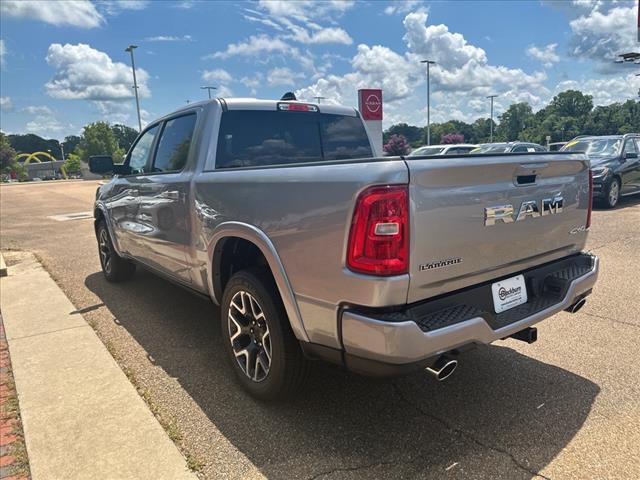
[0,252,196,480]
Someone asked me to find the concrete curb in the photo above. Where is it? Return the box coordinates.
[0,252,197,480]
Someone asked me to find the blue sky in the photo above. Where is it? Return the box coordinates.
[1,0,638,141]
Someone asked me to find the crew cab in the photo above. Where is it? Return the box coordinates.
[91,97,599,400]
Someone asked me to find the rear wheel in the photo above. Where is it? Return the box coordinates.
[97,221,136,282]
[221,268,308,400]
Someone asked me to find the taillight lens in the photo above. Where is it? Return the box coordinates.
[347,185,409,276]
[586,169,593,229]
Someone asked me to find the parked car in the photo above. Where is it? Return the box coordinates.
[90,97,598,400]
[408,144,478,157]
[471,142,547,154]
[548,142,567,152]
[561,134,640,208]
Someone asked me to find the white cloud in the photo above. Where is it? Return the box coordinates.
[202,69,233,83]
[267,67,303,86]
[297,10,550,126]
[0,97,13,112]
[289,26,352,45]
[145,35,193,42]
[527,43,560,68]
[384,0,423,15]
[0,39,6,68]
[0,0,104,28]
[257,0,355,20]
[23,105,54,116]
[208,35,295,59]
[547,0,639,72]
[45,43,150,101]
[555,74,640,106]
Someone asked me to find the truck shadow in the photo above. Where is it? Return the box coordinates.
[85,269,599,479]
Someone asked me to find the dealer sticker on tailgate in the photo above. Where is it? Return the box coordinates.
[491,275,528,313]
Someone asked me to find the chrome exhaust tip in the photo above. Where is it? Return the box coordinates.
[565,298,586,314]
[425,356,458,381]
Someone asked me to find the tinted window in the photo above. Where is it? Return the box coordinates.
[623,139,638,154]
[129,125,159,174]
[512,145,528,153]
[153,114,196,172]
[216,110,372,168]
[320,115,373,160]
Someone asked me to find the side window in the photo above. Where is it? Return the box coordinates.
[534,145,546,152]
[512,145,528,153]
[152,114,197,173]
[623,139,638,154]
[128,125,159,174]
[444,148,458,155]
[320,114,373,160]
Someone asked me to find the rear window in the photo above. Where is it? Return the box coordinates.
[215,110,372,168]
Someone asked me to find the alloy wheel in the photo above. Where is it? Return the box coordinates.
[609,180,619,207]
[227,291,272,382]
[98,229,112,274]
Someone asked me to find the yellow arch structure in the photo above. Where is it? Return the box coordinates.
[16,151,68,179]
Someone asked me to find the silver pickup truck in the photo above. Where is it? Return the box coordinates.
[90,97,599,400]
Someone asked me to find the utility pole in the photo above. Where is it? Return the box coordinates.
[125,45,142,132]
[314,96,326,104]
[60,142,65,162]
[486,94,498,143]
[421,60,436,145]
[201,86,217,99]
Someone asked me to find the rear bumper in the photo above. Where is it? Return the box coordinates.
[341,253,598,369]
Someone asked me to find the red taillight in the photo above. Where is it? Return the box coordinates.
[586,169,593,229]
[347,185,409,276]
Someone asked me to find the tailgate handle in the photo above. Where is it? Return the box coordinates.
[516,174,537,185]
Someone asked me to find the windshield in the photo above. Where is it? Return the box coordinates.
[471,144,510,154]
[408,147,444,156]
[561,138,621,156]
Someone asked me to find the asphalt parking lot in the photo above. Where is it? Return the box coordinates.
[1,180,639,480]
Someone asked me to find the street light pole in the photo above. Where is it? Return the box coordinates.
[421,60,436,145]
[486,94,498,142]
[60,143,65,162]
[314,96,326,104]
[125,45,142,132]
[201,86,217,99]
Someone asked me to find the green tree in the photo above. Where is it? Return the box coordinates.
[64,153,82,175]
[1,132,17,170]
[62,135,81,156]
[75,122,124,163]
[471,118,494,143]
[111,124,139,153]
[8,133,61,158]
[496,102,534,141]
[384,123,424,146]
[549,90,593,118]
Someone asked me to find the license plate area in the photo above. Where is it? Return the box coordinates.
[491,275,528,313]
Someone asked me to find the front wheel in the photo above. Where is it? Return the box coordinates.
[603,177,620,209]
[97,221,136,282]
[221,268,308,400]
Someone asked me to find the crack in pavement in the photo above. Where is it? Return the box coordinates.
[580,311,640,330]
[305,458,404,480]
[390,382,551,480]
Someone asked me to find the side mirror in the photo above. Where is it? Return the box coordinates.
[89,155,114,174]
[624,152,638,160]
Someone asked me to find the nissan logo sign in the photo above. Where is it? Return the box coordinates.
[358,89,383,120]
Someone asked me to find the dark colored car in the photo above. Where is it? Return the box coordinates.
[561,134,640,208]
[470,142,547,154]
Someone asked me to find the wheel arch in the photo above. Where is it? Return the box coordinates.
[207,222,310,343]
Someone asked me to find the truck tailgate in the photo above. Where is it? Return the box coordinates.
[406,153,590,303]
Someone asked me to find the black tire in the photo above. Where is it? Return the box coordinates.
[603,177,620,209]
[221,268,308,400]
[96,220,136,282]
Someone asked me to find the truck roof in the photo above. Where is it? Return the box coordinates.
[165,98,358,119]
